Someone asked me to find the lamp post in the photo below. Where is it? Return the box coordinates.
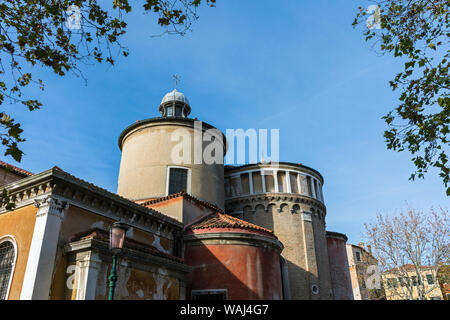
[108,221,128,300]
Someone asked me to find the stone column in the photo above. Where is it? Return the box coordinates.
[74,251,102,300]
[20,196,69,300]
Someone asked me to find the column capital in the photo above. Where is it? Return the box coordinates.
[34,196,69,219]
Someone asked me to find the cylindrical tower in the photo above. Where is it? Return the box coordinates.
[183,212,284,300]
[224,162,333,300]
[326,231,354,300]
[117,89,226,210]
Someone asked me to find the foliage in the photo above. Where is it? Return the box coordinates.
[353,0,450,195]
[0,0,216,163]
[364,207,449,300]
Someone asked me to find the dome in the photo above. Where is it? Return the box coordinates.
[161,89,190,105]
[159,88,191,118]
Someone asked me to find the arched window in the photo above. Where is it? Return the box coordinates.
[0,239,16,300]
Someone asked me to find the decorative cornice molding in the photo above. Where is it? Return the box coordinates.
[34,196,69,219]
[183,231,283,253]
[64,238,191,275]
[1,167,183,237]
[225,193,327,213]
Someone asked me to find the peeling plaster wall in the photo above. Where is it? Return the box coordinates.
[95,261,180,300]
[50,205,174,299]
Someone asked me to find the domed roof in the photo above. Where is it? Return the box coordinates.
[161,89,190,105]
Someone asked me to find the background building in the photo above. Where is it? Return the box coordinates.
[346,243,380,300]
[383,264,444,300]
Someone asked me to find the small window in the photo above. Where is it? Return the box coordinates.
[240,173,250,195]
[289,172,299,194]
[192,289,227,300]
[168,168,188,195]
[263,171,275,193]
[252,171,263,193]
[426,274,434,285]
[313,179,318,198]
[355,251,361,262]
[175,106,182,117]
[0,241,15,300]
[391,278,398,288]
[230,176,242,197]
[306,176,312,197]
[277,171,286,193]
[166,107,173,117]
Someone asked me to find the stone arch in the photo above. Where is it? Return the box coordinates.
[279,203,289,214]
[253,204,272,230]
[243,205,254,222]
[291,204,300,214]
[266,203,276,214]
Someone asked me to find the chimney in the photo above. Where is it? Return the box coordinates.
[367,245,372,254]
[358,242,365,249]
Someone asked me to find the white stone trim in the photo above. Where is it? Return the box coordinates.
[20,196,69,300]
[0,235,18,300]
[225,168,323,202]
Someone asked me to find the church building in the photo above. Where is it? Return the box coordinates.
[0,88,354,300]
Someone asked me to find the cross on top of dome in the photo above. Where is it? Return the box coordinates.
[158,75,191,118]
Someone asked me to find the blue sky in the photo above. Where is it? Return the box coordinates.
[5,0,448,244]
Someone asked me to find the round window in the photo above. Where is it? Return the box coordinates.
[311,284,319,295]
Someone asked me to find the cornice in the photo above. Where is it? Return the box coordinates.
[0,167,183,235]
[64,238,191,275]
[225,193,327,213]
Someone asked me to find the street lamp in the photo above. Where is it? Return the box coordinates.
[108,221,128,300]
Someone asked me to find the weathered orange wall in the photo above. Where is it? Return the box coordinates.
[94,264,180,300]
[185,241,283,300]
[0,205,37,299]
[60,206,171,250]
[327,237,353,300]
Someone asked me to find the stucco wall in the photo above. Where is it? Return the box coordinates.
[0,204,37,299]
[327,236,353,300]
[185,239,283,300]
[118,121,225,209]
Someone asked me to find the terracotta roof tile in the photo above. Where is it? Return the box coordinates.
[185,212,276,238]
[0,160,34,177]
[139,191,224,213]
[384,264,433,274]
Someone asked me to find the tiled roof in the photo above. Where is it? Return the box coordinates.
[48,167,182,227]
[139,191,224,213]
[70,228,184,264]
[185,212,276,238]
[0,160,34,177]
[384,264,433,274]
